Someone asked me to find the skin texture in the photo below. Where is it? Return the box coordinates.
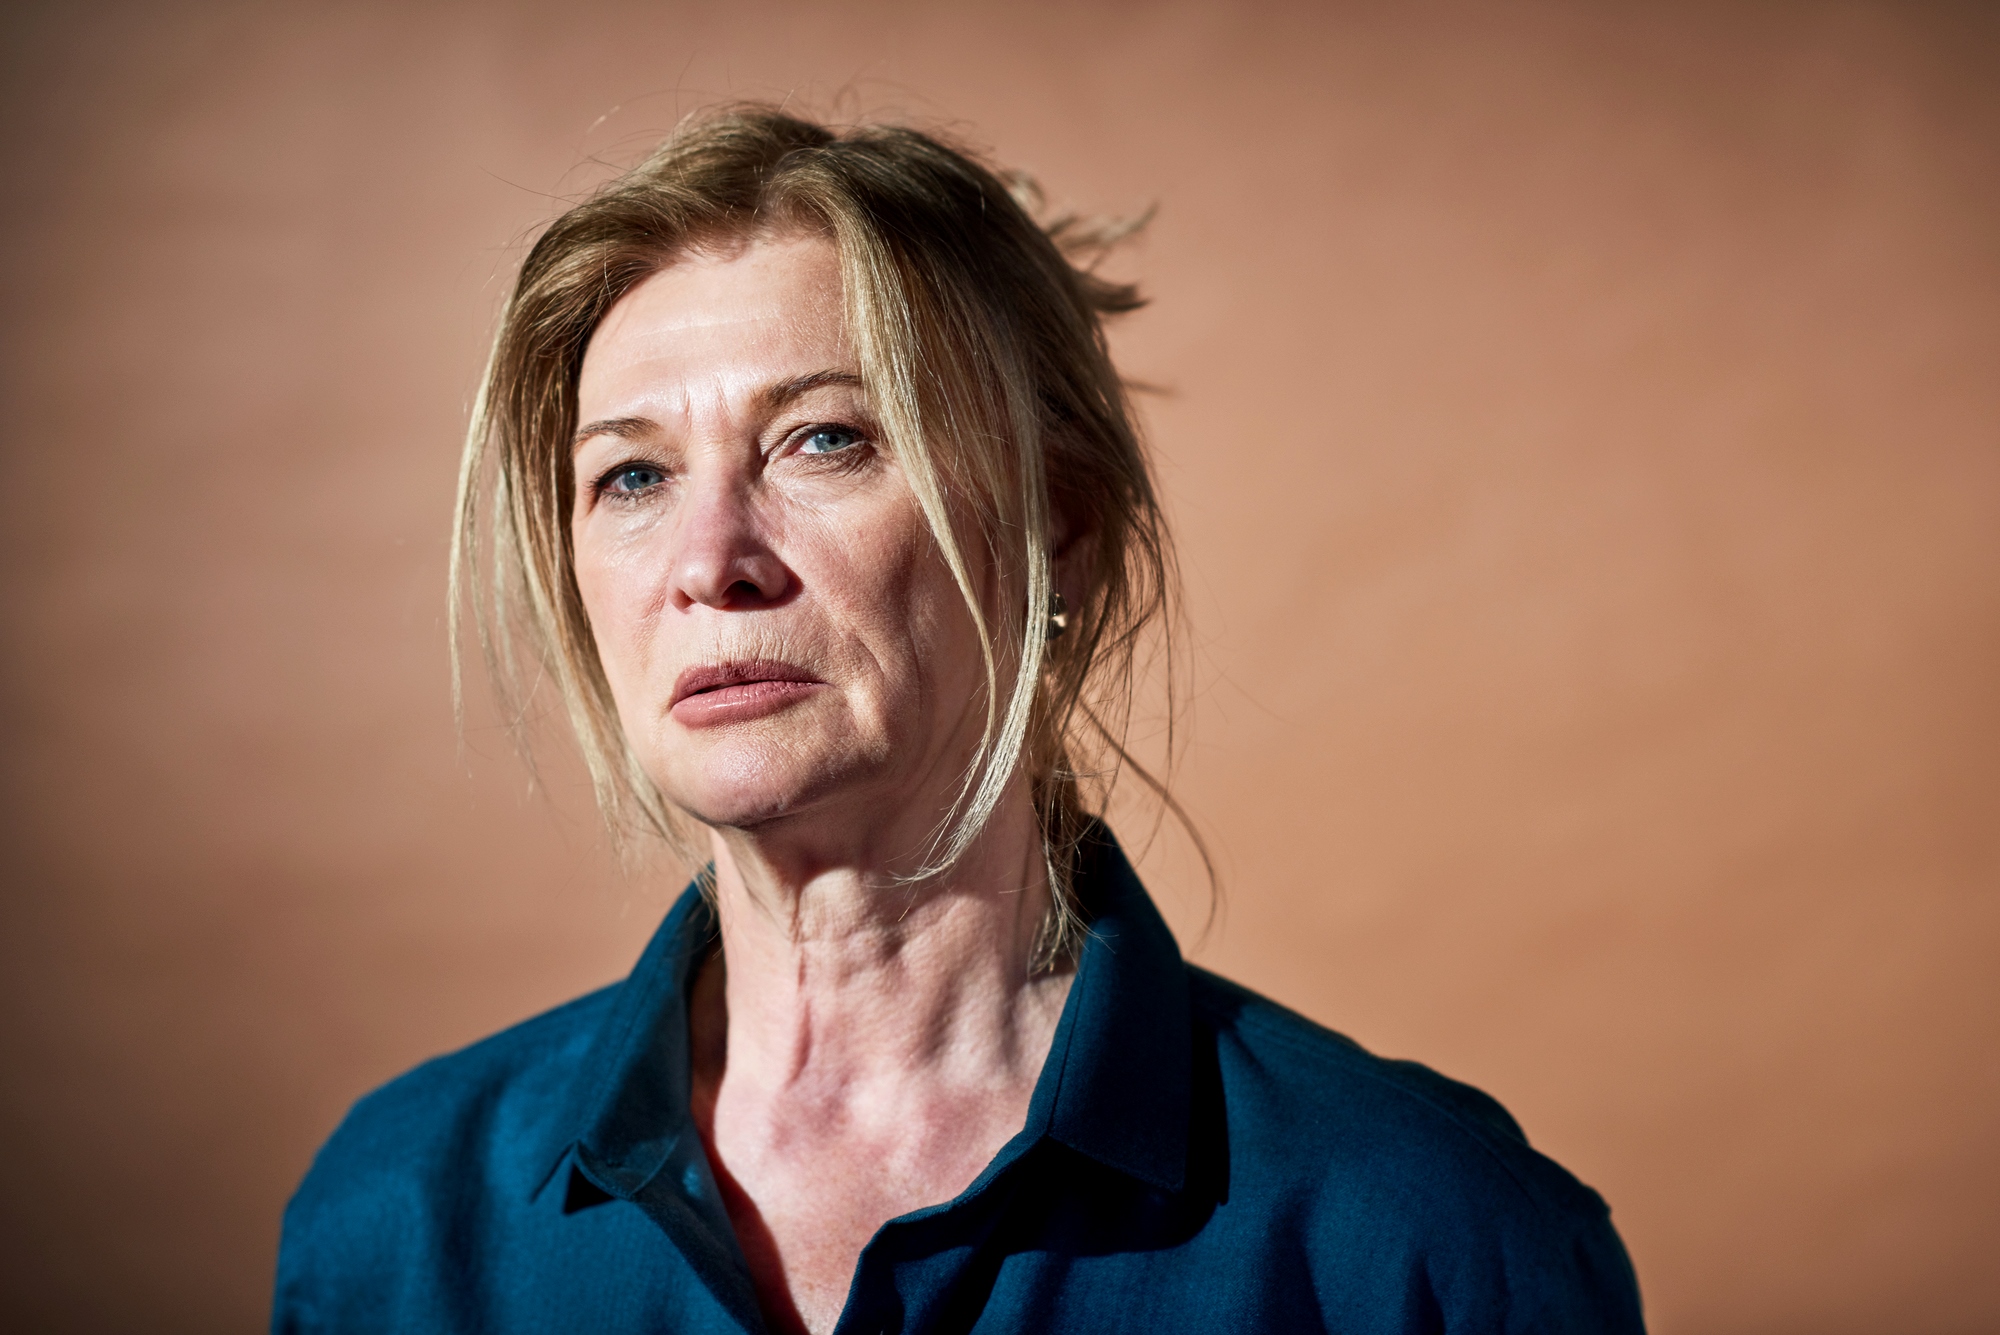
[571,235,1075,1335]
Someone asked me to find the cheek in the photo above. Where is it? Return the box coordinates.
[792,499,953,687]
[904,554,987,700]
[835,509,989,721]
[572,530,671,697]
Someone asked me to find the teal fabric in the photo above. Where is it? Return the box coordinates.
[274,829,1643,1333]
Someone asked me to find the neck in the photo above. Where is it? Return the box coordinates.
[691,788,1073,1109]
[684,790,1079,1335]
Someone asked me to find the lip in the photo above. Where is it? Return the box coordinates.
[669,659,826,727]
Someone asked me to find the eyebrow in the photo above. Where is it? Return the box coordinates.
[759,369,864,411]
[571,370,865,450]
[570,416,654,449]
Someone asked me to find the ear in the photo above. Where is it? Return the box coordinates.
[1048,503,1097,620]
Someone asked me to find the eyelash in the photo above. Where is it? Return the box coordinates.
[798,425,860,454]
[591,420,874,503]
[592,462,667,503]
[787,418,874,464]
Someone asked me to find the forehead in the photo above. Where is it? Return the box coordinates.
[579,234,848,407]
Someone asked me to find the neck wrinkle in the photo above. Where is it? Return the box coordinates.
[694,786,1072,1110]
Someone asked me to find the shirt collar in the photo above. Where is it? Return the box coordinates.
[1024,825,1193,1192]
[532,880,718,1200]
[534,822,1193,1201]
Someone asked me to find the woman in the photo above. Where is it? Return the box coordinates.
[275,107,1643,1334]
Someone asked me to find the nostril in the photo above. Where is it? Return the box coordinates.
[725,578,765,604]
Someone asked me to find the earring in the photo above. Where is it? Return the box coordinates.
[1046,592,1070,642]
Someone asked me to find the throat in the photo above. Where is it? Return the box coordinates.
[695,1054,1052,1335]
[686,950,1072,1335]
[685,801,1077,1334]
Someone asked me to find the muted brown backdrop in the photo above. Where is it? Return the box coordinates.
[2,1,1996,1331]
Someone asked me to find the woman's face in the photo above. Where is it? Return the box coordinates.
[571,234,989,846]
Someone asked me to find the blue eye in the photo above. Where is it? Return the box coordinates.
[798,426,862,455]
[606,464,665,494]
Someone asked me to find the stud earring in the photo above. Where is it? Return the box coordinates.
[1046,592,1070,642]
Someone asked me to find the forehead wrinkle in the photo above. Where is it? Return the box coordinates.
[578,243,850,443]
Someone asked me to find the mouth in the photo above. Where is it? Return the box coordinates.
[669,659,826,726]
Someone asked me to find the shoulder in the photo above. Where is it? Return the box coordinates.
[1190,965,1525,1147]
[273,985,616,1325]
[1187,966,1644,1332]
[302,982,613,1191]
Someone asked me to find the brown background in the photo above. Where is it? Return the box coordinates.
[2,1,1996,1331]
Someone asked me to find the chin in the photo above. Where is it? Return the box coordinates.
[654,741,866,834]
[674,789,810,832]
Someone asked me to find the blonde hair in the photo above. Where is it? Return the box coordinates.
[453,105,1198,960]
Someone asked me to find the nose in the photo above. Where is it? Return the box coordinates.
[666,469,793,611]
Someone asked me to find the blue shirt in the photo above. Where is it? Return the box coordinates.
[274,830,1644,1333]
